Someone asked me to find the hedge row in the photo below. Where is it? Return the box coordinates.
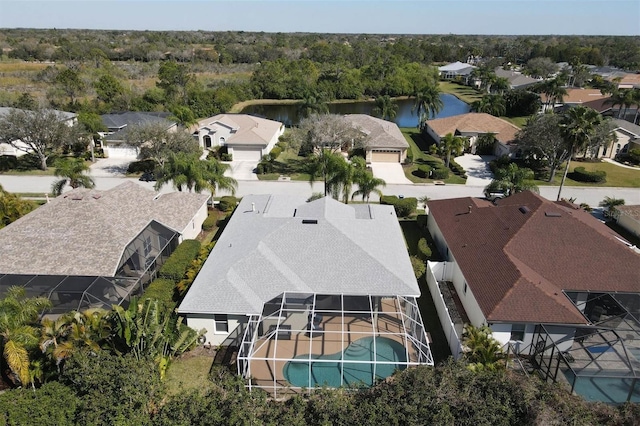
[219,196,238,212]
[572,167,606,183]
[380,195,417,217]
[431,166,449,180]
[448,159,466,178]
[127,159,156,174]
[158,239,202,282]
[256,161,275,174]
[143,278,177,312]
[202,210,218,231]
[414,165,431,178]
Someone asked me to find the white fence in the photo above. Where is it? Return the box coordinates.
[426,261,463,360]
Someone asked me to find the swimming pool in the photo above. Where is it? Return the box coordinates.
[283,336,407,388]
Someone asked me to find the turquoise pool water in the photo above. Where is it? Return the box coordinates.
[283,336,407,388]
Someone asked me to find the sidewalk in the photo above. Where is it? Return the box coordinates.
[602,158,640,170]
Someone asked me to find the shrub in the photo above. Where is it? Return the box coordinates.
[380,196,417,217]
[417,237,432,260]
[256,160,275,174]
[221,153,232,161]
[127,159,156,174]
[448,159,466,177]
[143,278,177,312]
[269,146,282,159]
[202,210,218,231]
[431,166,450,179]
[416,214,428,228]
[414,165,431,178]
[158,239,201,282]
[572,166,606,183]
[489,155,511,174]
[410,256,426,279]
[219,196,238,212]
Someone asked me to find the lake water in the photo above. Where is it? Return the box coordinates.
[240,93,470,127]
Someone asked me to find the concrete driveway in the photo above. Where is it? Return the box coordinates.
[226,161,258,181]
[89,157,133,177]
[370,162,412,185]
[454,154,495,186]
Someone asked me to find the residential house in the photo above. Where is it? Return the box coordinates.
[543,88,610,114]
[0,182,209,315]
[426,192,640,403]
[0,107,77,157]
[190,114,285,162]
[178,195,433,396]
[100,112,177,159]
[608,119,640,158]
[424,112,521,156]
[494,68,541,90]
[438,61,476,83]
[616,205,640,239]
[346,114,409,163]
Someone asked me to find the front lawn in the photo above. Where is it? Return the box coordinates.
[438,81,483,104]
[534,160,640,188]
[256,148,312,181]
[400,127,467,184]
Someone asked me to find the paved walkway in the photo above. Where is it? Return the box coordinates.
[602,158,640,170]
[370,162,413,185]
[454,154,495,186]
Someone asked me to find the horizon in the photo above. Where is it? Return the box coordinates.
[0,1,638,36]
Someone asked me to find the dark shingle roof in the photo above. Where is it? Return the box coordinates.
[428,192,640,324]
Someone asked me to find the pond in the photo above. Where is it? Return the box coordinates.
[240,94,470,127]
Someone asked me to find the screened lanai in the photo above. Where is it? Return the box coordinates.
[237,292,433,398]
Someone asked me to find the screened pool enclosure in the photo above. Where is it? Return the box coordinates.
[237,292,433,398]
[0,221,179,316]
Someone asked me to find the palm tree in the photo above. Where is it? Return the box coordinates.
[308,149,349,198]
[154,152,211,193]
[203,158,237,197]
[484,163,539,197]
[412,83,443,128]
[535,78,567,112]
[440,133,465,168]
[372,95,398,121]
[631,88,640,124]
[0,286,51,387]
[558,106,603,200]
[599,196,625,220]
[462,324,504,372]
[351,167,386,203]
[471,94,506,117]
[51,157,95,196]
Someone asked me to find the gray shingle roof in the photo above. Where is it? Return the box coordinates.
[101,112,175,141]
[0,182,208,276]
[178,195,419,315]
[346,114,408,150]
[612,119,640,136]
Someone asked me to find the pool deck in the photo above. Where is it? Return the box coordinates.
[246,298,422,393]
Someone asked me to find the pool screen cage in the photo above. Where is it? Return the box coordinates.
[237,292,433,398]
[530,291,640,404]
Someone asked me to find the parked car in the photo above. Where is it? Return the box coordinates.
[139,172,156,182]
[484,190,506,201]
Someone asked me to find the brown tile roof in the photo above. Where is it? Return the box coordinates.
[580,97,613,113]
[346,114,408,149]
[190,114,283,146]
[425,113,520,145]
[0,182,209,277]
[541,88,608,104]
[428,191,640,324]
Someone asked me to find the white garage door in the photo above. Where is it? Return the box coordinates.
[371,150,401,163]
[232,147,262,162]
[107,144,139,159]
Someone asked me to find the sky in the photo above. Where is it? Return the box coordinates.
[0,0,638,36]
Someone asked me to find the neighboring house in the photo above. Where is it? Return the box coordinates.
[178,195,433,396]
[609,119,640,158]
[100,112,177,159]
[0,107,77,157]
[346,114,409,163]
[426,192,640,403]
[0,182,209,315]
[544,88,610,113]
[616,205,640,239]
[616,73,640,89]
[424,112,521,156]
[190,114,285,162]
[493,68,541,90]
[438,61,476,82]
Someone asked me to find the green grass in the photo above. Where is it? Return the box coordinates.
[256,148,313,181]
[0,168,57,176]
[501,116,530,128]
[400,127,467,184]
[534,160,640,188]
[164,353,215,396]
[438,81,483,104]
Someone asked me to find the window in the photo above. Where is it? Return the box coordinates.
[143,236,152,257]
[510,324,526,342]
[203,135,212,149]
[214,314,229,333]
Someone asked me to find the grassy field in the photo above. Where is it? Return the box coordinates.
[400,127,467,185]
[535,160,640,188]
[438,81,483,104]
[256,148,312,181]
[501,116,529,128]
[164,351,215,396]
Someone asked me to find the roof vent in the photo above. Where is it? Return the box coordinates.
[545,211,562,217]
[302,219,318,224]
[92,194,102,200]
[519,206,530,214]
[71,194,84,201]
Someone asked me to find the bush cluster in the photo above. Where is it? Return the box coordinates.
[158,239,202,282]
[220,153,232,161]
[127,159,156,174]
[219,196,238,212]
[256,160,275,174]
[417,237,432,260]
[572,166,606,183]
[143,278,177,312]
[448,159,466,178]
[410,255,426,279]
[202,210,218,231]
[431,166,450,179]
[489,155,511,174]
[414,165,431,178]
[380,195,417,217]
[269,145,283,159]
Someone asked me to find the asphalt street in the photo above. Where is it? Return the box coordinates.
[1,174,638,208]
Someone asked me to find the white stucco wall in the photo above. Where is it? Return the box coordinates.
[186,313,247,346]
[179,201,209,241]
[617,213,640,238]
